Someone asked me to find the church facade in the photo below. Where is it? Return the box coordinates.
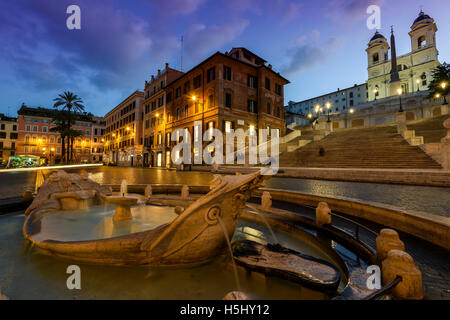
[366,11,440,101]
[287,11,441,117]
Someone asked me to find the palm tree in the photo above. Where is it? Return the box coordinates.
[50,111,69,163]
[53,92,85,162]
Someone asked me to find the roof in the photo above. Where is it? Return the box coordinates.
[413,11,432,25]
[370,31,386,42]
[17,106,94,122]
[230,47,267,63]
[165,50,290,87]
[104,90,144,117]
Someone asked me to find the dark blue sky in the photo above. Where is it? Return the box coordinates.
[1,0,449,117]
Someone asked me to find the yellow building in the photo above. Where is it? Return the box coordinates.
[366,11,440,101]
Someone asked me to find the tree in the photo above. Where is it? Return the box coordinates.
[427,62,450,98]
[53,92,85,162]
[49,111,69,163]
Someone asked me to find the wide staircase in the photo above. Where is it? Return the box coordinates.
[279,125,442,169]
[407,114,449,144]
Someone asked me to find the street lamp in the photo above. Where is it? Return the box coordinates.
[325,102,331,122]
[416,79,421,92]
[373,88,379,100]
[397,88,404,112]
[349,108,355,114]
[441,82,448,105]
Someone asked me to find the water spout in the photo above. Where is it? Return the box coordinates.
[120,180,127,197]
[217,216,241,292]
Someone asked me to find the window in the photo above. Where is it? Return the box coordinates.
[275,83,282,96]
[26,125,31,131]
[224,66,232,81]
[183,81,190,94]
[207,67,215,83]
[33,126,38,132]
[145,119,149,129]
[177,108,181,120]
[248,75,257,88]
[248,99,257,113]
[0,124,4,130]
[158,96,164,107]
[145,104,150,114]
[166,133,171,146]
[265,77,271,90]
[42,126,48,133]
[185,105,189,118]
[176,87,181,98]
[166,92,172,103]
[225,121,232,133]
[277,107,281,118]
[373,53,379,63]
[193,75,201,89]
[209,95,214,108]
[267,103,271,114]
[157,134,162,145]
[418,35,426,48]
[225,93,232,108]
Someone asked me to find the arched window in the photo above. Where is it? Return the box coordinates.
[372,53,379,63]
[418,35,426,48]
[25,135,30,143]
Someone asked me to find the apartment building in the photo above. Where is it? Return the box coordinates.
[0,114,18,165]
[142,47,289,167]
[16,105,102,164]
[103,91,144,166]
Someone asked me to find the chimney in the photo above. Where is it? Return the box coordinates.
[165,63,169,70]
[158,69,161,77]
[268,64,272,69]
[151,75,155,82]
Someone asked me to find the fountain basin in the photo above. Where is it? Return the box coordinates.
[105,196,139,221]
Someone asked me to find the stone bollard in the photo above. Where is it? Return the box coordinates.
[211,162,219,173]
[181,185,189,199]
[174,206,184,215]
[376,229,405,262]
[315,202,331,227]
[222,291,250,300]
[145,185,152,198]
[22,190,34,203]
[382,250,423,300]
[261,191,272,210]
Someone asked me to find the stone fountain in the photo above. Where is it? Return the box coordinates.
[105,180,138,222]
[23,170,265,266]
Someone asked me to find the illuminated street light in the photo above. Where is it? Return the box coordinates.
[373,87,379,100]
[325,102,332,122]
[441,82,448,105]
[416,79,420,92]
[349,108,355,114]
[192,96,196,101]
[397,88,404,112]
[308,113,312,119]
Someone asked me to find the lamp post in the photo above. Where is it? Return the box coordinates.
[416,79,420,92]
[373,88,378,100]
[325,102,331,122]
[397,88,404,112]
[441,82,448,105]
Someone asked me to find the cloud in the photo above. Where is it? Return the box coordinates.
[281,34,341,76]
[325,0,386,26]
[182,20,249,66]
[147,0,208,16]
[281,2,303,25]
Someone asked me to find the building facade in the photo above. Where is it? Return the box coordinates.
[287,11,441,118]
[142,63,184,167]
[103,91,144,166]
[366,11,440,101]
[91,116,105,163]
[140,47,289,167]
[0,114,18,165]
[286,84,368,116]
[16,105,102,164]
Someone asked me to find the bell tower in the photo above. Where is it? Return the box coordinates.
[409,10,437,52]
[366,31,389,68]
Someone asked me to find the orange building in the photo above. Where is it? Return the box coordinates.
[141,47,289,167]
[16,105,103,164]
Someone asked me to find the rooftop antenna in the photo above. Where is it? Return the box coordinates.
[180,35,184,72]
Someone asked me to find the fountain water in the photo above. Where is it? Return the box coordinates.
[217,216,241,292]
[246,205,279,245]
[120,180,127,197]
